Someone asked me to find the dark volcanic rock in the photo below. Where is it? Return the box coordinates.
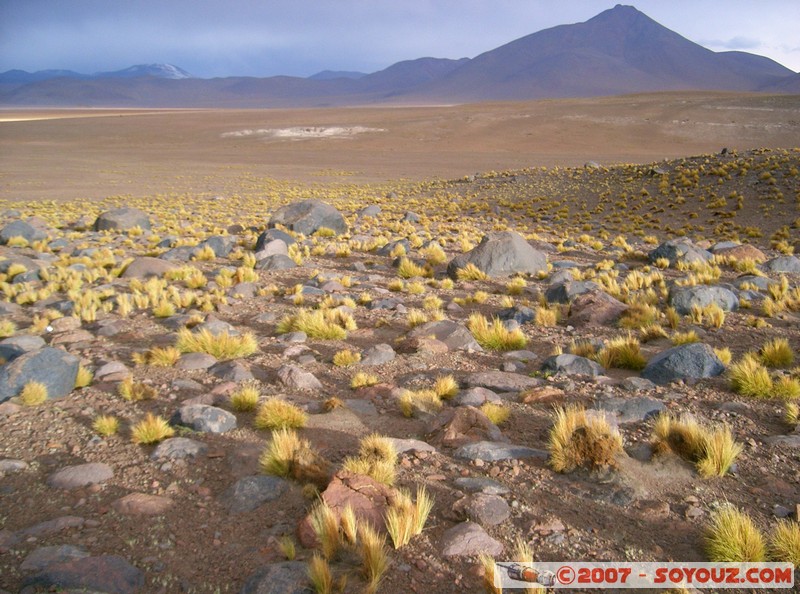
[447,230,547,278]
[268,200,347,236]
[0,220,47,244]
[541,354,604,377]
[648,239,711,266]
[21,555,144,594]
[0,346,80,403]
[239,561,313,594]
[641,343,725,385]
[220,475,290,514]
[669,285,739,315]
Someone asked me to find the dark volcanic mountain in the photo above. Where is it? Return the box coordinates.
[413,4,795,101]
[1,5,796,107]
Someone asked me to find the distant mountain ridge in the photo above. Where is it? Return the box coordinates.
[1,5,797,107]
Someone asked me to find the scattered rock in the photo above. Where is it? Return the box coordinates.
[0,335,45,362]
[454,441,547,462]
[596,396,666,424]
[641,343,725,385]
[176,352,218,370]
[458,493,511,526]
[20,545,89,572]
[440,522,503,557]
[407,320,482,351]
[360,343,396,365]
[545,280,600,304]
[276,364,323,391]
[568,289,628,326]
[669,285,739,315]
[463,371,541,392]
[453,477,510,495]
[762,255,800,273]
[255,228,296,251]
[120,256,177,278]
[220,475,290,514]
[47,462,113,490]
[255,254,298,270]
[541,354,604,377]
[268,200,347,236]
[387,438,437,454]
[427,406,506,448]
[210,360,254,382]
[454,387,501,407]
[239,561,314,594]
[0,220,47,244]
[0,346,80,403]
[17,516,85,539]
[648,239,711,266]
[94,207,151,232]
[447,230,547,278]
[713,244,766,262]
[298,471,397,547]
[151,437,208,461]
[171,403,237,434]
[21,555,144,594]
[111,493,174,516]
[0,458,28,473]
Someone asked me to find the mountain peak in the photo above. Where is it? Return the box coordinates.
[99,64,192,79]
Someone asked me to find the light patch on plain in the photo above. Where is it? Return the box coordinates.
[220,126,385,140]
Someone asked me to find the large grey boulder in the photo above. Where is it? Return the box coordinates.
[641,343,725,385]
[0,347,79,402]
[648,240,711,266]
[93,207,151,232]
[447,231,547,278]
[762,256,800,274]
[255,254,298,270]
[268,200,347,236]
[0,220,47,244]
[255,228,296,251]
[669,285,739,315]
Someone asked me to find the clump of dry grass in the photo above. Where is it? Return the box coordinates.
[433,374,459,399]
[254,397,308,430]
[20,381,48,406]
[276,308,355,340]
[385,486,434,549]
[705,505,766,562]
[548,405,623,473]
[759,337,794,368]
[593,334,646,370]
[398,389,442,418]
[92,414,120,436]
[131,413,175,445]
[73,365,94,388]
[651,413,742,477]
[468,313,527,351]
[134,346,182,367]
[456,262,488,281]
[332,349,361,367]
[729,354,774,399]
[351,371,379,389]
[481,402,510,425]
[769,520,800,565]
[230,381,260,411]
[307,553,334,594]
[176,328,257,360]
[342,433,397,485]
[358,522,389,594]
[259,428,331,488]
[671,330,700,345]
[310,501,342,560]
[118,377,157,401]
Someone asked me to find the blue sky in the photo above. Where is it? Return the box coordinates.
[1,1,798,77]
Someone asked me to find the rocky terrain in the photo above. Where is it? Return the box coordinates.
[0,147,799,594]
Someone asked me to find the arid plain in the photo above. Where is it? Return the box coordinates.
[1,92,800,594]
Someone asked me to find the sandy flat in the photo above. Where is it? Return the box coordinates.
[1,92,798,202]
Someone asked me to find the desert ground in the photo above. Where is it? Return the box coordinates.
[0,92,799,594]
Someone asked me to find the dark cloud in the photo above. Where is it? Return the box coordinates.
[1,0,798,76]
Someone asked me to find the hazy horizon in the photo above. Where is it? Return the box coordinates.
[1,1,798,78]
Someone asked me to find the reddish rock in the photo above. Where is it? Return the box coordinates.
[426,406,505,448]
[297,471,399,548]
[520,386,565,403]
[568,289,628,327]
[714,244,766,262]
[111,493,174,516]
